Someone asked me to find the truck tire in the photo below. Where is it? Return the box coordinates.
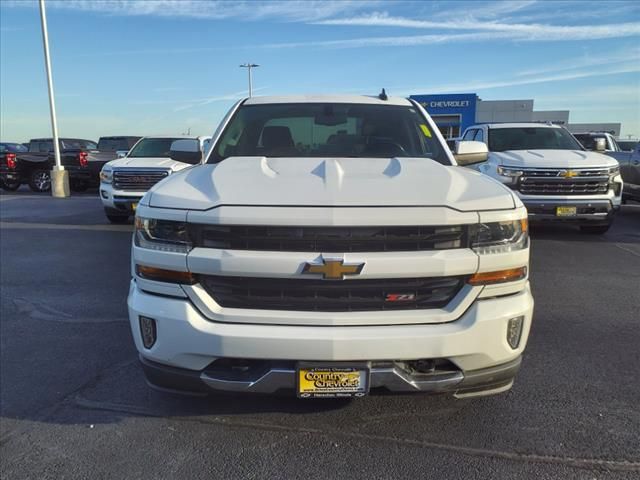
[104,208,129,224]
[1,179,21,191]
[70,180,89,192]
[580,223,611,234]
[106,214,130,224]
[29,169,51,192]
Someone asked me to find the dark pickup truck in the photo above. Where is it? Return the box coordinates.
[0,138,103,192]
[87,136,141,185]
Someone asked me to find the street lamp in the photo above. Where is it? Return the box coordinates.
[239,63,259,97]
[39,0,68,197]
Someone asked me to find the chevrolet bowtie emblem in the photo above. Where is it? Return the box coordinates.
[558,170,578,178]
[302,258,365,280]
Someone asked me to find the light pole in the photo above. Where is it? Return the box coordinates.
[39,0,69,197]
[239,63,259,97]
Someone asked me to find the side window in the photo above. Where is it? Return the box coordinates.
[610,137,621,152]
[462,129,476,141]
[474,129,485,143]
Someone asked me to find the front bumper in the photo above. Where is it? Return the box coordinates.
[140,354,522,398]
[128,280,534,396]
[522,197,618,223]
[99,182,145,212]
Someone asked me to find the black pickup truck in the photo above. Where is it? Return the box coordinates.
[0,142,29,191]
[0,138,97,192]
[86,136,141,185]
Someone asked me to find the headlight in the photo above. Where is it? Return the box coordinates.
[608,165,620,177]
[100,168,113,183]
[497,166,523,177]
[134,217,192,253]
[471,219,528,254]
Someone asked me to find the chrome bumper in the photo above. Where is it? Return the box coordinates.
[140,355,522,398]
[522,198,617,222]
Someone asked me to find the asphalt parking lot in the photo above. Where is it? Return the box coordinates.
[1,190,639,479]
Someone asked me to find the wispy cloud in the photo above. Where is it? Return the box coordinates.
[261,31,519,49]
[392,62,640,95]
[6,0,381,22]
[516,47,640,77]
[169,87,268,112]
[315,12,640,42]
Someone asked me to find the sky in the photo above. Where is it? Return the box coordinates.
[1,0,639,142]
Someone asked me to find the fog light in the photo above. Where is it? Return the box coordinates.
[139,316,157,349]
[507,316,524,349]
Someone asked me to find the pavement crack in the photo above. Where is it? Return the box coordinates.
[72,399,640,473]
[12,297,126,323]
[0,359,136,446]
[614,243,640,258]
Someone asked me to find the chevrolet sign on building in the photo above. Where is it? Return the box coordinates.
[410,94,478,139]
[408,93,622,140]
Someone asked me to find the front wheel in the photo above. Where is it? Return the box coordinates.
[29,169,51,192]
[580,223,611,234]
[105,208,129,224]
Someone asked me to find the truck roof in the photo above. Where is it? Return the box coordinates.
[98,136,141,140]
[481,123,564,129]
[243,94,413,107]
[29,137,96,143]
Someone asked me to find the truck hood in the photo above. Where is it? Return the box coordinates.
[106,156,191,171]
[491,149,618,168]
[148,156,516,211]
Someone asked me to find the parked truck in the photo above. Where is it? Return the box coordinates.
[460,123,623,234]
[83,136,142,190]
[574,132,640,203]
[128,95,534,399]
[0,137,96,192]
[0,142,28,191]
[99,135,210,223]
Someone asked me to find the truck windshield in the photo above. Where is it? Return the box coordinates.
[209,103,450,164]
[488,127,583,152]
[98,137,138,152]
[128,138,184,158]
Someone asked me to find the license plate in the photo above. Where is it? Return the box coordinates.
[297,366,369,398]
[131,202,138,211]
[556,206,577,217]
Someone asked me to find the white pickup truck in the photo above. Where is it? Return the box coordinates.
[460,123,623,233]
[128,95,534,399]
[99,135,210,223]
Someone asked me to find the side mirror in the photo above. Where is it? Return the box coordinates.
[454,141,488,166]
[595,138,607,152]
[169,139,202,165]
[116,150,128,158]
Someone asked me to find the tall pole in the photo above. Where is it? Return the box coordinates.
[240,63,259,98]
[39,0,69,197]
[39,0,61,170]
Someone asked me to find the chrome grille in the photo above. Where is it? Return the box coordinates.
[199,275,465,312]
[189,225,467,252]
[516,168,609,196]
[113,169,169,191]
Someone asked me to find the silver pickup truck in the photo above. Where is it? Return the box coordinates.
[575,132,640,202]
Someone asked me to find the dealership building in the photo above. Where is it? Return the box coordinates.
[409,93,622,139]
